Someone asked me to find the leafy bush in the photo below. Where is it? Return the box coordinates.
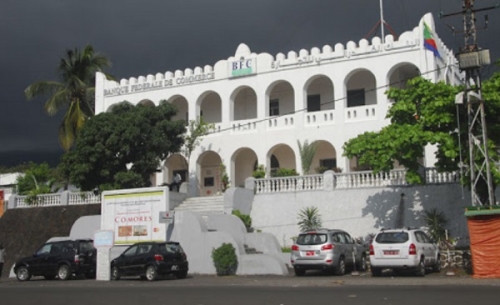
[252,164,266,178]
[424,208,448,243]
[212,243,238,276]
[273,168,298,177]
[232,210,252,231]
[281,247,292,253]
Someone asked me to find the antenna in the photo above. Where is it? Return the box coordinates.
[365,0,398,41]
[441,0,498,206]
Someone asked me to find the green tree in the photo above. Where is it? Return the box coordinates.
[297,140,317,175]
[15,163,56,204]
[182,118,215,170]
[62,102,185,191]
[25,45,114,151]
[343,75,500,201]
[297,206,322,232]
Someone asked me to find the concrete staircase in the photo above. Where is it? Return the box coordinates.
[174,196,225,215]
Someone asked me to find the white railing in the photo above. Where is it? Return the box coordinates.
[304,110,335,126]
[266,114,295,130]
[425,168,460,184]
[16,193,62,208]
[68,192,101,205]
[334,170,407,189]
[255,175,324,194]
[345,105,377,122]
[13,191,100,209]
[254,168,460,194]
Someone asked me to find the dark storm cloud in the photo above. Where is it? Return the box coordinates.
[1,0,499,166]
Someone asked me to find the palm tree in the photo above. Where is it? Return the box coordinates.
[297,206,322,232]
[25,44,114,151]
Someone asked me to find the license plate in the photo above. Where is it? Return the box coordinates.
[306,251,315,256]
[383,250,399,255]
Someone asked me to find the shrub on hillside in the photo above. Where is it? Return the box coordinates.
[212,243,238,276]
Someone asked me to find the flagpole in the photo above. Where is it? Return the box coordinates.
[380,0,385,44]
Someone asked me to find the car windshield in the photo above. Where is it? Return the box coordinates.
[375,232,409,244]
[296,233,327,245]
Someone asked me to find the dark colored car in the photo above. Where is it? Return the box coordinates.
[14,239,97,281]
[111,241,189,281]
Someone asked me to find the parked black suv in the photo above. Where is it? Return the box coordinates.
[14,239,97,281]
[111,241,188,281]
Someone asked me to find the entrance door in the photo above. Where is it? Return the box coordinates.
[200,166,220,196]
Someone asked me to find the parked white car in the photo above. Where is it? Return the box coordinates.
[369,228,441,276]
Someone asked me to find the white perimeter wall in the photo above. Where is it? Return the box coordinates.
[251,184,478,247]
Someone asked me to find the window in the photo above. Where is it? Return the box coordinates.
[296,234,327,245]
[123,245,139,257]
[269,99,279,116]
[204,177,214,187]
[307,95,321,112]
[347,89,365,107]
[343,233,354,244]
[36,244,52,255]
[333,233,346,244]
[320,158,337,169]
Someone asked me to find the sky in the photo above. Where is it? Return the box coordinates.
[1,0,499,168]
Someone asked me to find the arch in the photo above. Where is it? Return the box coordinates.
[230,86,257,121]
[164,153,189,185]
[197,91,222,123]
[265,80,295,118]
[267,143,296,176]
[196,150,223,196]
[344,69,377,108]
[137,99,155,107]
[167,95,189,123]
[231,147,258,188]
[303,75,335,112]
[106,101,133,113]
[310,140,338,174]
[387,62,420,90]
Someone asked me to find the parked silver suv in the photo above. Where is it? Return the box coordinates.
[290,228,367,276]
[369,228,441,277]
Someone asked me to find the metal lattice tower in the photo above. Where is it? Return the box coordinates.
[442,0,496,206]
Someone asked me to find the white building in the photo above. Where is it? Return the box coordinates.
[95,13,462,197]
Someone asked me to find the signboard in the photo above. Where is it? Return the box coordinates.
[229,58,256,78]
[93,230,114,248]
[159,211,175,224]
[101,187,168,245]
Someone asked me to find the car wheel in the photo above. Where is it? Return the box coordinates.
[294,268,305,276]
[16,266,32,282]
[357,255,367,271]
[44,274,56,280]
[58,265,71,281]
[145,265,158,281]
[432,256,441,273]
[371,267,382,277]
[335,257,346,275]
[415,258,426,277]
[111,266,120,280]
[175,270,188,279]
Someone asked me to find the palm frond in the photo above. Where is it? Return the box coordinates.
[24,81,63,100]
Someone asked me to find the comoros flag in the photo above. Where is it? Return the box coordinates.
[423,22,440,58]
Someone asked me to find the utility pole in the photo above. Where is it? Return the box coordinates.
[441,0,496,206]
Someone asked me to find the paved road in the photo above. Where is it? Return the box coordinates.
[1,272,500,305]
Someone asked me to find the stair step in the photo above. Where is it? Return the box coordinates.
[175,196,225,215]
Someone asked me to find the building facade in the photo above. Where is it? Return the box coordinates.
[95,13,462,197]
